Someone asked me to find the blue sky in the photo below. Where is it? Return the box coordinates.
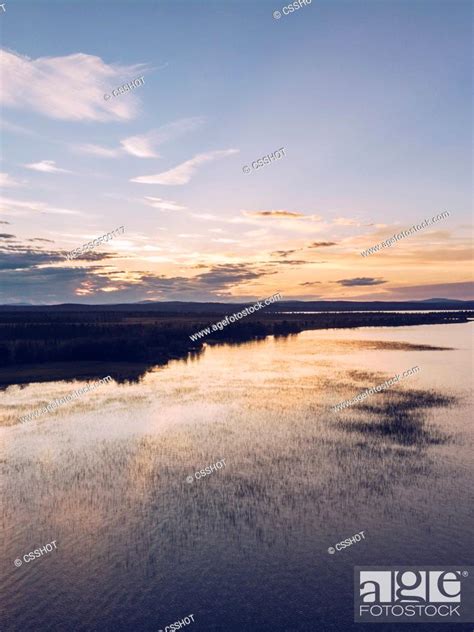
[0,0,472,303]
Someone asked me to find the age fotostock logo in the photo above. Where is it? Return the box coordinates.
[354,566,473,623]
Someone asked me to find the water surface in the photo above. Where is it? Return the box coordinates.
[1,323,472,631]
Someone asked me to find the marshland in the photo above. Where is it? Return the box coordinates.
[1,319,472,631]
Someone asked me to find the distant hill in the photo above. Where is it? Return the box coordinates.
[0,299,473,312]
[418,298,466,304]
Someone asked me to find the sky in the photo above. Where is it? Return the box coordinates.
[0,0,472,304]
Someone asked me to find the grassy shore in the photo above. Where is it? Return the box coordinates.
[0,308,472,386]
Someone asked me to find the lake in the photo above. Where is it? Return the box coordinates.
[1,322,472,631]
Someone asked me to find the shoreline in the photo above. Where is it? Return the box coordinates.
[0,310,472,388]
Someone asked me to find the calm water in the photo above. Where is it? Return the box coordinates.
[276,309,472,314]
[1,323,473,631]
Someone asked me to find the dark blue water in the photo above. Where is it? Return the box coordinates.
[1,324,472,631]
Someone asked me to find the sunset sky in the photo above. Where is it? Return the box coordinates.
[0,0,472,304]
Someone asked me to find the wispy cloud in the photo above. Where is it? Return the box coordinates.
[332,217,371,226]
[120,136,160,159]
[143,196,187,211]
[141,117,204,146]
[74,144,121,158]
[131,149,239,185]
[191,212,221,221]
[120,117,204,158]
[0,49,146,121]
[309,241,337,247]
[0,172,23,187]
[0,119,42,138]
[0,195,84,216]
[24,160,71,174]
[72,118,204,160]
